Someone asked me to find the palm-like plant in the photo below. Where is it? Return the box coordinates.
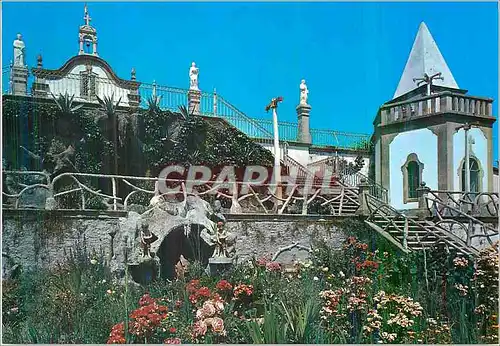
[50,92,84,133]
[51,92,84,115]
[146,94,162,115]
[96,94,122,176]
[178,105,196,121]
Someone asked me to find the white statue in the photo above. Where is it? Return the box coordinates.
[299,79,308,105]
[13,34,25,67]
[189,62,199,90]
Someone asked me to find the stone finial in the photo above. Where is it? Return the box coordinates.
[13,33,25,67]
[299,79,309,105]
[131,68,136,81]
[37,54,43,68]
[189,62,199,91]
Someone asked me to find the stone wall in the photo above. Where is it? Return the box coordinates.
[2,209,348,275]
[2,210,123,273]
[228,219,346,264]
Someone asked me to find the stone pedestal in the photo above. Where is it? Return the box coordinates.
[188,89,201,115]
[32,78,50,97]
[355,178,371,216]
[296,104,312,144]
[11,66,28,96]
[128,93,141,108]
[207,257,233,276]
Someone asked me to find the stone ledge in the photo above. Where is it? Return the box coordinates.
[2,208,128,219]
[225,213,361,222]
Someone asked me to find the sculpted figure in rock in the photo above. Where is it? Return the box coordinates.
[138,218,158,258]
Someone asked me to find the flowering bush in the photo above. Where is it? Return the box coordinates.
[4,230,499,344]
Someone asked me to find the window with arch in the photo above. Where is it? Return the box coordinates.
[80,70,98,100]
[401,153,424,203]
[460,157,481,193]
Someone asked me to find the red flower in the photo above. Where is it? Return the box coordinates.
[107,322,126,344]
[139,293,155,306]
[169,327,177,333]
[233,284,254,299]
[197,286,211,298]
[265,261,281,272]
[216,280,233,291]
[186,279,200,293]
[256,256,270,267]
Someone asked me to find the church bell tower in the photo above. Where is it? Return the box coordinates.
[78,3,98,56]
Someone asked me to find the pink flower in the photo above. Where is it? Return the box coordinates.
[211,317,225,333]
[265,261,281,272]
[193,320,207,337]
[201,301,217,317]
[164,337,181,344]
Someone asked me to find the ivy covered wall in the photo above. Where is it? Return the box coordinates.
[2,95,275,205]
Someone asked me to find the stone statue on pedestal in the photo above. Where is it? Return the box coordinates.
[189,62,199,90]
[299,79,308,105]
[13,34,25,67]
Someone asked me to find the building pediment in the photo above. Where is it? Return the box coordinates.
[32,54,140,90]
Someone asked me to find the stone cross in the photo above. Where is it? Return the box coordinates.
[412,72,444,96]
[299,79,309,105]
[189,62,199,90]
[84,3,91,26]
[13,33,25,67]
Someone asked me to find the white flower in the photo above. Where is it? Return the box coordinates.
[101,279,106,284]
[339,271,345,278]
[313,276,319,281]
[90,259,98,265]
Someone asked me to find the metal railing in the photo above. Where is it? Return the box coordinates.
[310,128,371,151]
[307,156,388,202]
[2,170,361,216]
[3,66,372,152]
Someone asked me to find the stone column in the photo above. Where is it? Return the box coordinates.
[32,55,49,97]
[296,103,312,144]
[188,89,201,115]
[416,182,431,219]
[355,178,372,216]
[11,65,28,96]
[127,68,140,108]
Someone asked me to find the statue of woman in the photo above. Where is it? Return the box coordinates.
[13,34,25,67]
[299,79,309,105]
[189,62,199,90]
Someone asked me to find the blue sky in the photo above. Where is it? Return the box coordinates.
[2,1,498,160]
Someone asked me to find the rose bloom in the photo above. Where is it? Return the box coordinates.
[193,320,207,337]
[211,317,225,333]
[201,301,217,317]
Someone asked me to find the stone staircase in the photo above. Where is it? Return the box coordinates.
[361,192,489,256]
